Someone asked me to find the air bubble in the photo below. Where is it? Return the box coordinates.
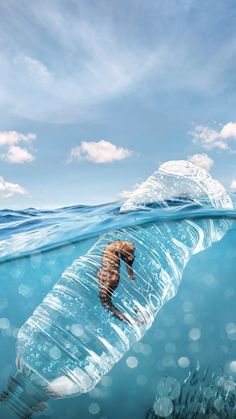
[89,388,101,398]
[71,324,84,337]
[41,275,52,286]
[189,328,201,341]
[188,341,202,354]
[18,284,32,298]
[0,317,10,330]
[101,376,112,387]
[140,344,152,356]
[229,360,236,373]
[222,378,235,392]
[203,387,213,399]
[162,355,175,367]
[0,297,8,309]
[126,356,138,368]
[184,313,195,325]
[88,402,100,415]
[136,375,148,386]
[178,357,190,368]
[182,301,194,312]
[49,346,61,360]
[225,322,236,340]
[153,397,173,417]
[214,397,224,411]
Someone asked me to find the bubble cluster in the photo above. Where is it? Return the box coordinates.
[147,367,236,419]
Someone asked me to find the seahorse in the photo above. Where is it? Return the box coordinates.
[97,240,136,324]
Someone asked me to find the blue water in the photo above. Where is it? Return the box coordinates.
[0,198,236,418]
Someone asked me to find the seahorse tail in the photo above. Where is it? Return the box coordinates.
[100,294,131,324]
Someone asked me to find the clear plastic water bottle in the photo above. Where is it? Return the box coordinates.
[1,161,233,417]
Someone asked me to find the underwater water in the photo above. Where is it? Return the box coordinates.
[0,196,235,419]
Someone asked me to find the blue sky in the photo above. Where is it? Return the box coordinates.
[1,0,236,208]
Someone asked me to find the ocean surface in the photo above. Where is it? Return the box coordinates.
[0,198,236,418]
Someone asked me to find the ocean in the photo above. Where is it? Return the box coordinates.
[0,197,235,419]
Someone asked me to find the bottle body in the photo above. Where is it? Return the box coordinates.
[6,160,233,406]
[16,216,230,397]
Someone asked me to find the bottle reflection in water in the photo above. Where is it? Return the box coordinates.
[0,161,233,417]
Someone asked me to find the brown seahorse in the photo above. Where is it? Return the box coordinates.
[97,240,136,324]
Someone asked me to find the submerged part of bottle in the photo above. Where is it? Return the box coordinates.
[1,161,233,417]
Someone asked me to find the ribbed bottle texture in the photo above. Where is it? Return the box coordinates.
[1,161,233,417]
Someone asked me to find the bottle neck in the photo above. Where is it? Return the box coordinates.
[0,372,49,418]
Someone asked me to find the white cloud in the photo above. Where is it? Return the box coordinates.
[118,183,142,199]
[68,140,132,164]
[188,153,214,171]
[0,176,28,199]
[191,122,236,151]
[118,189,134,199]
[0,145,35,164]
[230,180,236,193]
[0,131,36,146]
[0,131,36,164]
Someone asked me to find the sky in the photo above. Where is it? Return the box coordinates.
[1,0,236,209]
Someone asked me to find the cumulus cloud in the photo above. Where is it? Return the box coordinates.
[0,145,35,164]
[230,180,236,193]
[0,131,36,146]
[191,122,236,151]
[0,176,28,199]
[68,140,132,164]
[188,153,214,171]
[0,131,36,164]
[118,182,142,199]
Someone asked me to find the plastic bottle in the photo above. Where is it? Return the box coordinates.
[0,161,233,417]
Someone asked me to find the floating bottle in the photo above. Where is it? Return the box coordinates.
[0,160,233,418]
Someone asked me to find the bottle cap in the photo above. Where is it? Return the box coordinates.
[0,372,49,418]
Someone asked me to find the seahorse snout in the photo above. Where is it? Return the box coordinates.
[126,263,135,279]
